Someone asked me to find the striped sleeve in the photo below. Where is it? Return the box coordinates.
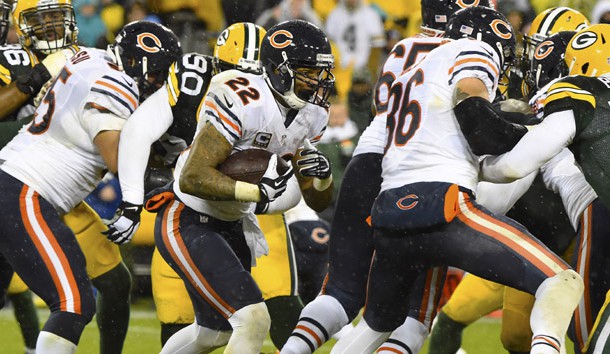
[448,42,500,93]
[543,81,595,110]
[88,73,139,118]
[204,90,243,145]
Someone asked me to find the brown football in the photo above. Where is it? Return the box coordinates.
[217,149,291,184]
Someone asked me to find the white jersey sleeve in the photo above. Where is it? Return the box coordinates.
[201,73,246,145]
[119,86,174,205]
[447,39,501,101]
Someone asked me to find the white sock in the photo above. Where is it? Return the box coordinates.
[36,331,77,354]
[376,317,428,354]
[160,322,231,354]
[224,302,270,354]
[281,295,350,354]
[330,318,390,354]
[530,270,584,354]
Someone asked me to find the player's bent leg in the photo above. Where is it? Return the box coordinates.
[376,317,429,354]
[281,154,384,354]
[501,287,534,353]
[225,302,271,354]
[428,311,467,354]
[151,247,194,345]
[253,213,303,349]
[63,201,131,354]
[159,322,232,354]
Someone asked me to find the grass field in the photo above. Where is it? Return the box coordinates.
[0,299,575,353]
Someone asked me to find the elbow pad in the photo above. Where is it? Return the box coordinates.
[454,97,528,155]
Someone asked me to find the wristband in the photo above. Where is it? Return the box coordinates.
[312,175,333,191]
[234,181,261,202]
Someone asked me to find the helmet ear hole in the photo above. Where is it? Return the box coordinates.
[581,62,589,74]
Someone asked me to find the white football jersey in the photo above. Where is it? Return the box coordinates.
[174,70,329,221]
[354,35,448,156]
[380,38,501,194]
[0,49,138,214]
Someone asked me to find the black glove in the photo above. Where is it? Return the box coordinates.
[15,64,52,95]
[258,155,294,204]
[102,201,142,245]
[296,140,332,179]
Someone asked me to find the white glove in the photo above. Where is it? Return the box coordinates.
[41,49,74,78]
[102,202,142,245]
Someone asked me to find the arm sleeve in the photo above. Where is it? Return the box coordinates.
[202,83,243,146]
[480,110,576,182]
[476,172,537,215]
[119,87,175,205]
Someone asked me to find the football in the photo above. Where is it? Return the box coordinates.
[217,149,291,184]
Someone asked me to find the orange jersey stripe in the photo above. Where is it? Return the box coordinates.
[448,57,499,77]
[160,201,235,317]
[95,80,137,109]
[205,101,242,135]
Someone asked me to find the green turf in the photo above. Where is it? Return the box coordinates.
[0,302,576,353]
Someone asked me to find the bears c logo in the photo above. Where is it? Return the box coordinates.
[269,30,293,49]
[136,33,162,53]
[456,0,480,8]
[490,19,513,40]
[396,194,419,210]
[534,40,554,60]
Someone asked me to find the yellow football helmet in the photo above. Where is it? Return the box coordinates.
[565,24,610,77]
[523,7,589,65]
[213,22,266,74]
[12,0,78,54]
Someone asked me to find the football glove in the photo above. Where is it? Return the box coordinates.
[15,64,51,95]
[296,139,332,179]
[258,154,294,204]
[102,201,142,245]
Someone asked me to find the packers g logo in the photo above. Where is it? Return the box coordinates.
[269,30,293,49]
[456,0,480,8]
[137,33,162,53]
[571,31,597,50]
[490,19,513,40]
[534,40,554,60]
[216,28,229,46]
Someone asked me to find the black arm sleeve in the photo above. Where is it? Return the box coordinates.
[454,96,528,156]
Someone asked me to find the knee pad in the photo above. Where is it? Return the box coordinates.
[228,302,271,336]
